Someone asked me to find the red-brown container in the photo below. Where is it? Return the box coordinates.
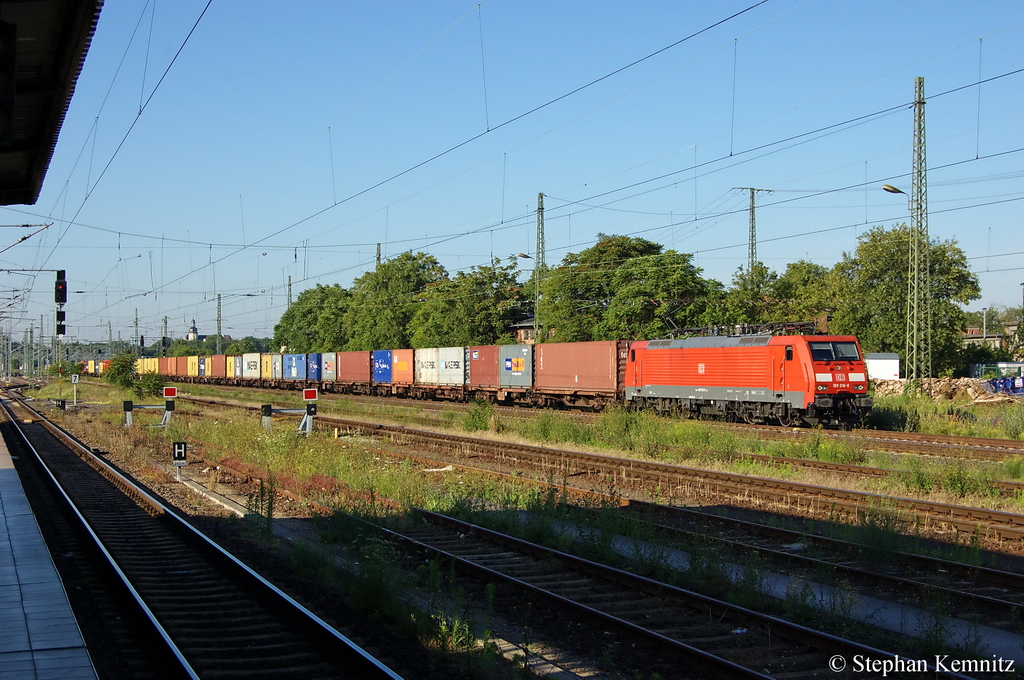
[392,348,414,385]
[158,357,172,376]
[535,341,627,393]
[337,351,372,383]
[174,356,188,376]
[208,354,227,378]
[468,346,499,387]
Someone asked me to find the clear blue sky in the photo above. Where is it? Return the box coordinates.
[3,0,1022,344]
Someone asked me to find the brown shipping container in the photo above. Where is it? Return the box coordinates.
[175,356,188,376]
[158,357,172,376]
[209,354,227,378]
[468,346,499,387]
[535,341,627,393]
[392,349,414,384]
[337,351,372,383]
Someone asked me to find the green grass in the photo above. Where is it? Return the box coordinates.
[867,392,1024,440]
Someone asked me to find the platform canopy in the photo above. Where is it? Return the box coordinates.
[0,0,102,205]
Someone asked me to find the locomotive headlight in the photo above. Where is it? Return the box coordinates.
[816,385,828,391]
[855,385,865,391]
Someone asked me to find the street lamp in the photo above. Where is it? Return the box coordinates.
[982,307,988,342]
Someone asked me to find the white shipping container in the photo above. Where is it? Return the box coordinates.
[437,346,466,386]
[865,353,900,380]
[415,347,439,384]
[242,353,261,379]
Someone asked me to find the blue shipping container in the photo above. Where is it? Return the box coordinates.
[373,350,392,383]
[198,356,207,377]
[233,356,243,377]
[307,353,322,381]
[283,354,307,380]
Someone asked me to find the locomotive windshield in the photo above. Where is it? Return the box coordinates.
[809,341,860,362]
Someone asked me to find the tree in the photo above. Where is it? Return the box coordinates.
[225,336,271,354]
[274,284,350,352]
[768,260,831,322]
[168,339,203,357]
[721,262,779,325]
[343,252,446,350]
[827,224,980,375]
[542,235,663,342]
[408,258,525,347]
[46,360,84,377]
[595,250,721,339]
[104,352,138,391]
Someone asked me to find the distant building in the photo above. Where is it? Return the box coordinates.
[512,318,538,344]
[962,324,1016,352]
[184,319,230,344]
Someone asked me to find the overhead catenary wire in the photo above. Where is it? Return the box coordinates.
[20,8,1024,337]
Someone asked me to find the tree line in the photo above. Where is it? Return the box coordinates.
[265,223,1016,376]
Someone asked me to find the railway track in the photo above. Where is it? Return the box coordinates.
[161,397,1024,631]
[28,393,1019,675]
[125,418,1024,640]
[1,393,403,680]
[712,422,1024,462]
[382,508,968,679]
[177,394,1024,540]
[179,384,1024,462]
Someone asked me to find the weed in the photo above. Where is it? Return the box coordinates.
[1004,456,1024,480]
[1002,403,1024,440]
[289,540,336,581]
[349,537,407,622]
[901,457,935,494]
[463,400,493,431]
[245,477,276,541]
[783,579,818,623]
[941,462,990,498]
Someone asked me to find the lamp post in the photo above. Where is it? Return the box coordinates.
[882,184,929,381]
[982,307,988,344]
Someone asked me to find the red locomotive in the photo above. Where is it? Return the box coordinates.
[626,335,872,427]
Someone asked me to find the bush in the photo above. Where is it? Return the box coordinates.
[46,360,84,377]
[134,371,167,399]
[104,353,137,391]
[1002,404,1024,440]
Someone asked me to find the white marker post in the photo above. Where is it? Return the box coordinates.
[172,441,187,482]
[70,373,78,406]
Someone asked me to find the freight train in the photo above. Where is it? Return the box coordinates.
[129,334,872,427]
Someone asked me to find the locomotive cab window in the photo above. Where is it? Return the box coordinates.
[785,346,793,361]
[630,350,635,362]
[809,341,860,362]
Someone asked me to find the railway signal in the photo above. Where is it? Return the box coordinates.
[260,397,316,436]
[55,272,67,304]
